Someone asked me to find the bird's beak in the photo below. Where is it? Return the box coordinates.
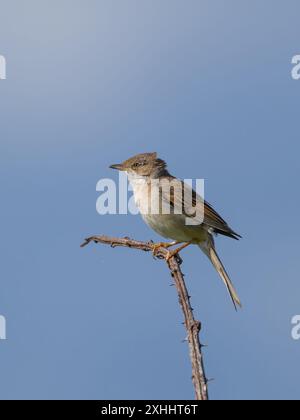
[109,163,124,171]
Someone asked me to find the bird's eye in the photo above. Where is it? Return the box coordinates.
[133,161,145,168]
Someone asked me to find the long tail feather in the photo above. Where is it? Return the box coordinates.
[199,243,242,310]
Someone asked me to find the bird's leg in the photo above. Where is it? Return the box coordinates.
[165,241,193,261]
[152,241,182,256]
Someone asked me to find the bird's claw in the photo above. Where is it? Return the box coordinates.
[151,242,178,258]
[152,242,167,257]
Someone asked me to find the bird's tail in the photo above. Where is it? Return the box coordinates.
[198,242,242,310]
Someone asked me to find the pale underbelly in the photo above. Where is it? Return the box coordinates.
[142,213,208,243]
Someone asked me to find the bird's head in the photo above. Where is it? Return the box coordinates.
[110,152,167,177]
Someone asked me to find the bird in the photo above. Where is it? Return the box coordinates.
[110,152,242,309]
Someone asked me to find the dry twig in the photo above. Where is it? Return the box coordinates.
[81,235,209,400]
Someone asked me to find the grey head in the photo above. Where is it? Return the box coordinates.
[110,152,168,177]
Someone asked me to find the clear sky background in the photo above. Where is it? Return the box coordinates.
[0,0,300,400]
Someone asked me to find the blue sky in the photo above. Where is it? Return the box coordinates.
[0,0,300,400]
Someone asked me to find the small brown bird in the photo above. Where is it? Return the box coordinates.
[110,152,242,309]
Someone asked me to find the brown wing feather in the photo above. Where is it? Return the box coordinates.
[166,176,241,240]
[203,201,241,240]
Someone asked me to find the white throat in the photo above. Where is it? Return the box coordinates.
[126,171,150,213]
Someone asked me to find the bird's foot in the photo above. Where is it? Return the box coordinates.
[165,241,193,262]
[151,241,180,257]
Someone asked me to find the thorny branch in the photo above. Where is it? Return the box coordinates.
[81,235,209,401]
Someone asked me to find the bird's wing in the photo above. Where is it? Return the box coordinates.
[160,176,241,240]
[202,200,241,240]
